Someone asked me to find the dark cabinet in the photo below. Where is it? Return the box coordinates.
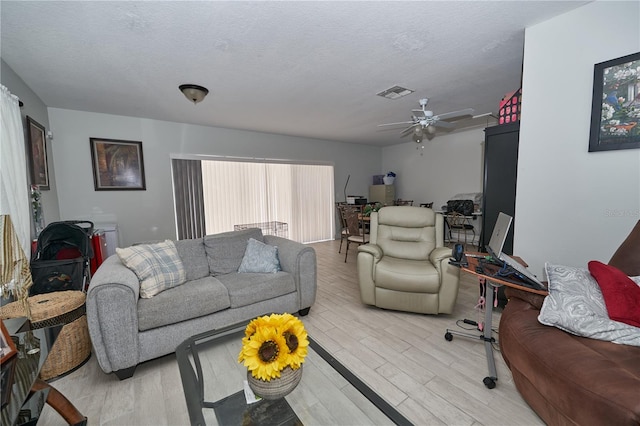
[481,122,519,255]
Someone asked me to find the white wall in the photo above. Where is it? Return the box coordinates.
[382,127,486,210]
[48,108,381,247]
[516,1,640,276]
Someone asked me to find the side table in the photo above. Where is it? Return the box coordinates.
[0,291,91,380]
[1,322,87,425]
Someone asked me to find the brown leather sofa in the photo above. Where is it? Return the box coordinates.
[499,221,640,425]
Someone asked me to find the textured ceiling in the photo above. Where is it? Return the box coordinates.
[1,1,588,146]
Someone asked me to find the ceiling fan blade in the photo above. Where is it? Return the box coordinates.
[436,108,475,121]
[433,120,455,129]
[472,112,498,119]
[377,120,415,127]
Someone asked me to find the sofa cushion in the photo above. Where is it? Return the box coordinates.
[238,238,281,273]
[538,263,640,346]
[204,228,264,275]
[588,261,640,328]
[137,276,231,331]
[216,271,295,308]
[116,240,186,298]
[175,237,210,281]
[375,257,440,293]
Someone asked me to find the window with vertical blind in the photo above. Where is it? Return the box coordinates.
[172,157,335,244]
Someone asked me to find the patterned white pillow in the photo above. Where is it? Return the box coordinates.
[538,263,640,346]
[237,238,281,273]
[116,240,187,298]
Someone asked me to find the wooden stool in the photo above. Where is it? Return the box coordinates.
[1,291,91,381]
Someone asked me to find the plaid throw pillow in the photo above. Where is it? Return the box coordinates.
[116,240,187,298]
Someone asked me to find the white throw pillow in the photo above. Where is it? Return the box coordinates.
[117,240,187,298]
[237,238,281,273]
[538,263,640,346]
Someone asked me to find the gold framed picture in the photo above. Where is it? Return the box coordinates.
[90,138,146,190]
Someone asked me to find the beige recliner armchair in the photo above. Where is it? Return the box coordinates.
[357,206,460,314]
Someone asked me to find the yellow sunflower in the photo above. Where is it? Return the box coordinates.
[279,314,309,369]
[243,315,272,338]
[239,326,288,381]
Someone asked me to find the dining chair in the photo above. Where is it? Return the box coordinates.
[344,206,369,262]
[395,199,414,206]
[336,203,349,253]
[420,202,434,208]
[447,211,476,247]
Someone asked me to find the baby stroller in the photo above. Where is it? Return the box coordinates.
[30,220,94,295]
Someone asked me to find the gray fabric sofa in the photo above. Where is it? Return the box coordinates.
[86,228,317,379]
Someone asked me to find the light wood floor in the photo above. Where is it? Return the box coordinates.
[40,239,543,425]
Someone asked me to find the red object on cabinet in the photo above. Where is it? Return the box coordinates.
[90,231,107,276]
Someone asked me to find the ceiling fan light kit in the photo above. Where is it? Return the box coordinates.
[179,84,209,104]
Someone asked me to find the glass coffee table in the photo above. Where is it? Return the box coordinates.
[176,323,411,426]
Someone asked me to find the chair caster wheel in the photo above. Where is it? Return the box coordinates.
[444,332,453,341]
[483,377,496,389]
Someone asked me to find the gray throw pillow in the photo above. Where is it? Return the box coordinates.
[238,238,281,273]
[538,263,640,347]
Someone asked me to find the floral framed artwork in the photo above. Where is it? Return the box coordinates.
[90,138,146,190]
[26,116,50,190]
[589,51,640,152]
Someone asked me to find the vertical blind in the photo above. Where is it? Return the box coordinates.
[173,158,335,244]
[171,159,205,240]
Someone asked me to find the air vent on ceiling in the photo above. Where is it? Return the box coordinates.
[376,85,414,100]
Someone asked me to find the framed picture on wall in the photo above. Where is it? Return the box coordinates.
[26,116,50,190]
[90,138,146,190]
[588,51,640,152]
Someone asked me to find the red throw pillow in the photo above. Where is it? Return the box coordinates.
[588,260,640,327]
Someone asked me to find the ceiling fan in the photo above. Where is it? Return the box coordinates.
[378,98,475,142]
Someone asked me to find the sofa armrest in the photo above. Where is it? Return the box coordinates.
[356,243,382,305]
[429,246,451,270]
[430,247,460,314]
[264,235,317,311]
[86,254,141,374]
[358,243,382,260]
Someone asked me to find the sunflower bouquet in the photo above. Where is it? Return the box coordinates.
[238,313,309,381]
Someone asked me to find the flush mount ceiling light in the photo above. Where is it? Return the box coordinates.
[179,84,209,104]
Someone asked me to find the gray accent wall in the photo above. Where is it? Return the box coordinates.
[47,108,382,247]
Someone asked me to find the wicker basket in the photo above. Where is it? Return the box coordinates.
[247,365,303,400]
[0,291,91,381]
